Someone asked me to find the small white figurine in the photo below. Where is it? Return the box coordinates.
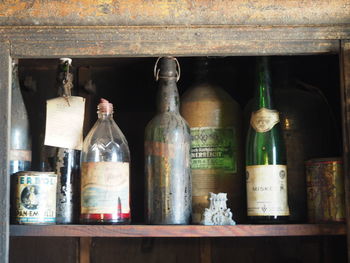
[201,192,236,225]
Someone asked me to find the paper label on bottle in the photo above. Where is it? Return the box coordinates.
[81,162,130,214]
[44,96,85,150]
[10,150,32,162]
[246,165,290,216]
[250,108,279,133]
[190,127,237,173]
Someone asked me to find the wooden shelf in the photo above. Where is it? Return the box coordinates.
[10,224,346,238]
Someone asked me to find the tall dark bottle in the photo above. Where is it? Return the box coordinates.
[145,57,192,224]
[54,58,81,224]
[10,60,31,175]
[245,57,290,223]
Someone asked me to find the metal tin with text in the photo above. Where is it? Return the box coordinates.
[305,158,345,223]
[12,171,57,225]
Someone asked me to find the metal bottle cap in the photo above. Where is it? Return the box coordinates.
[154,57,180,82]
[60,58,72,65]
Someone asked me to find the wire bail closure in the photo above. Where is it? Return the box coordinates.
[153,57,181,82]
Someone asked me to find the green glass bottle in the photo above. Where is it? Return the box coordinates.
[245,57,290,223]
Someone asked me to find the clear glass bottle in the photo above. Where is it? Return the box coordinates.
[10,59,31,175]
[81,98,130,224]
[245,57,289,223]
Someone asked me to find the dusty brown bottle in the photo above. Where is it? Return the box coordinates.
[181,57,244,223]
[145,57,192,225]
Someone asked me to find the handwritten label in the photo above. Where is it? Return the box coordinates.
[44,96,85,150]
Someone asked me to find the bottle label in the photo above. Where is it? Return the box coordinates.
[10,150,32,162]
[190,127,237,173]
[246,165,290,216]
[14,173,57,224]
[250,108,279,133]
[81,162,130,215]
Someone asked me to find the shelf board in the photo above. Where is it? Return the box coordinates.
[10,224,346,238]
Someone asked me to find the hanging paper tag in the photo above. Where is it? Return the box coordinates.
[44,96,85,150]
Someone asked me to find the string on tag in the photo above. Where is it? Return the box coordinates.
[61,59,73,107]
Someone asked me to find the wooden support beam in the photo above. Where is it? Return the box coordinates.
[79,237,92,263]
[340,40,350,263]
[0,42,11,263]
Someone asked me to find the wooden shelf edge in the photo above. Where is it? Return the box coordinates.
[10,224,346,238]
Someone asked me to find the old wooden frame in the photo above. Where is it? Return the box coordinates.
[341,40,350,262]
[1,24,350,263]
[0,0,349,26]
[0,42,11,263]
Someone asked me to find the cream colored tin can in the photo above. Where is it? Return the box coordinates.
[12,171,57,225]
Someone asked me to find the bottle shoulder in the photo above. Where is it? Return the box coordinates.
[82,119,130,162]
[145,113,191,141]
[146,112,190,128]
[182,83,238,104]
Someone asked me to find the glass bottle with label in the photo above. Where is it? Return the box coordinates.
[10,59,31,175]
[245,56,290,223]
[54,58,81,224]
[180,57,244,223]
[145,57,191,225]
[81,99,130,224]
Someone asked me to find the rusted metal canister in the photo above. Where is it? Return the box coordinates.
[305,158,345,223]
[12,171,57,225]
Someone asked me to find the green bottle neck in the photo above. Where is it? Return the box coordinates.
[255,57,274,109]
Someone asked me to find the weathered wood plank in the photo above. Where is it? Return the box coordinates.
[1,25,350,42]
[10,39,340,58]
[0,42,11,263]
[0,0,349,26]
[10,237,78,263]
[340,40,350,263]
[10,224,347,238]
[91,237,201,263]
[211,236,347,263]
[79,237,91,263]
[199,238,211,263]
